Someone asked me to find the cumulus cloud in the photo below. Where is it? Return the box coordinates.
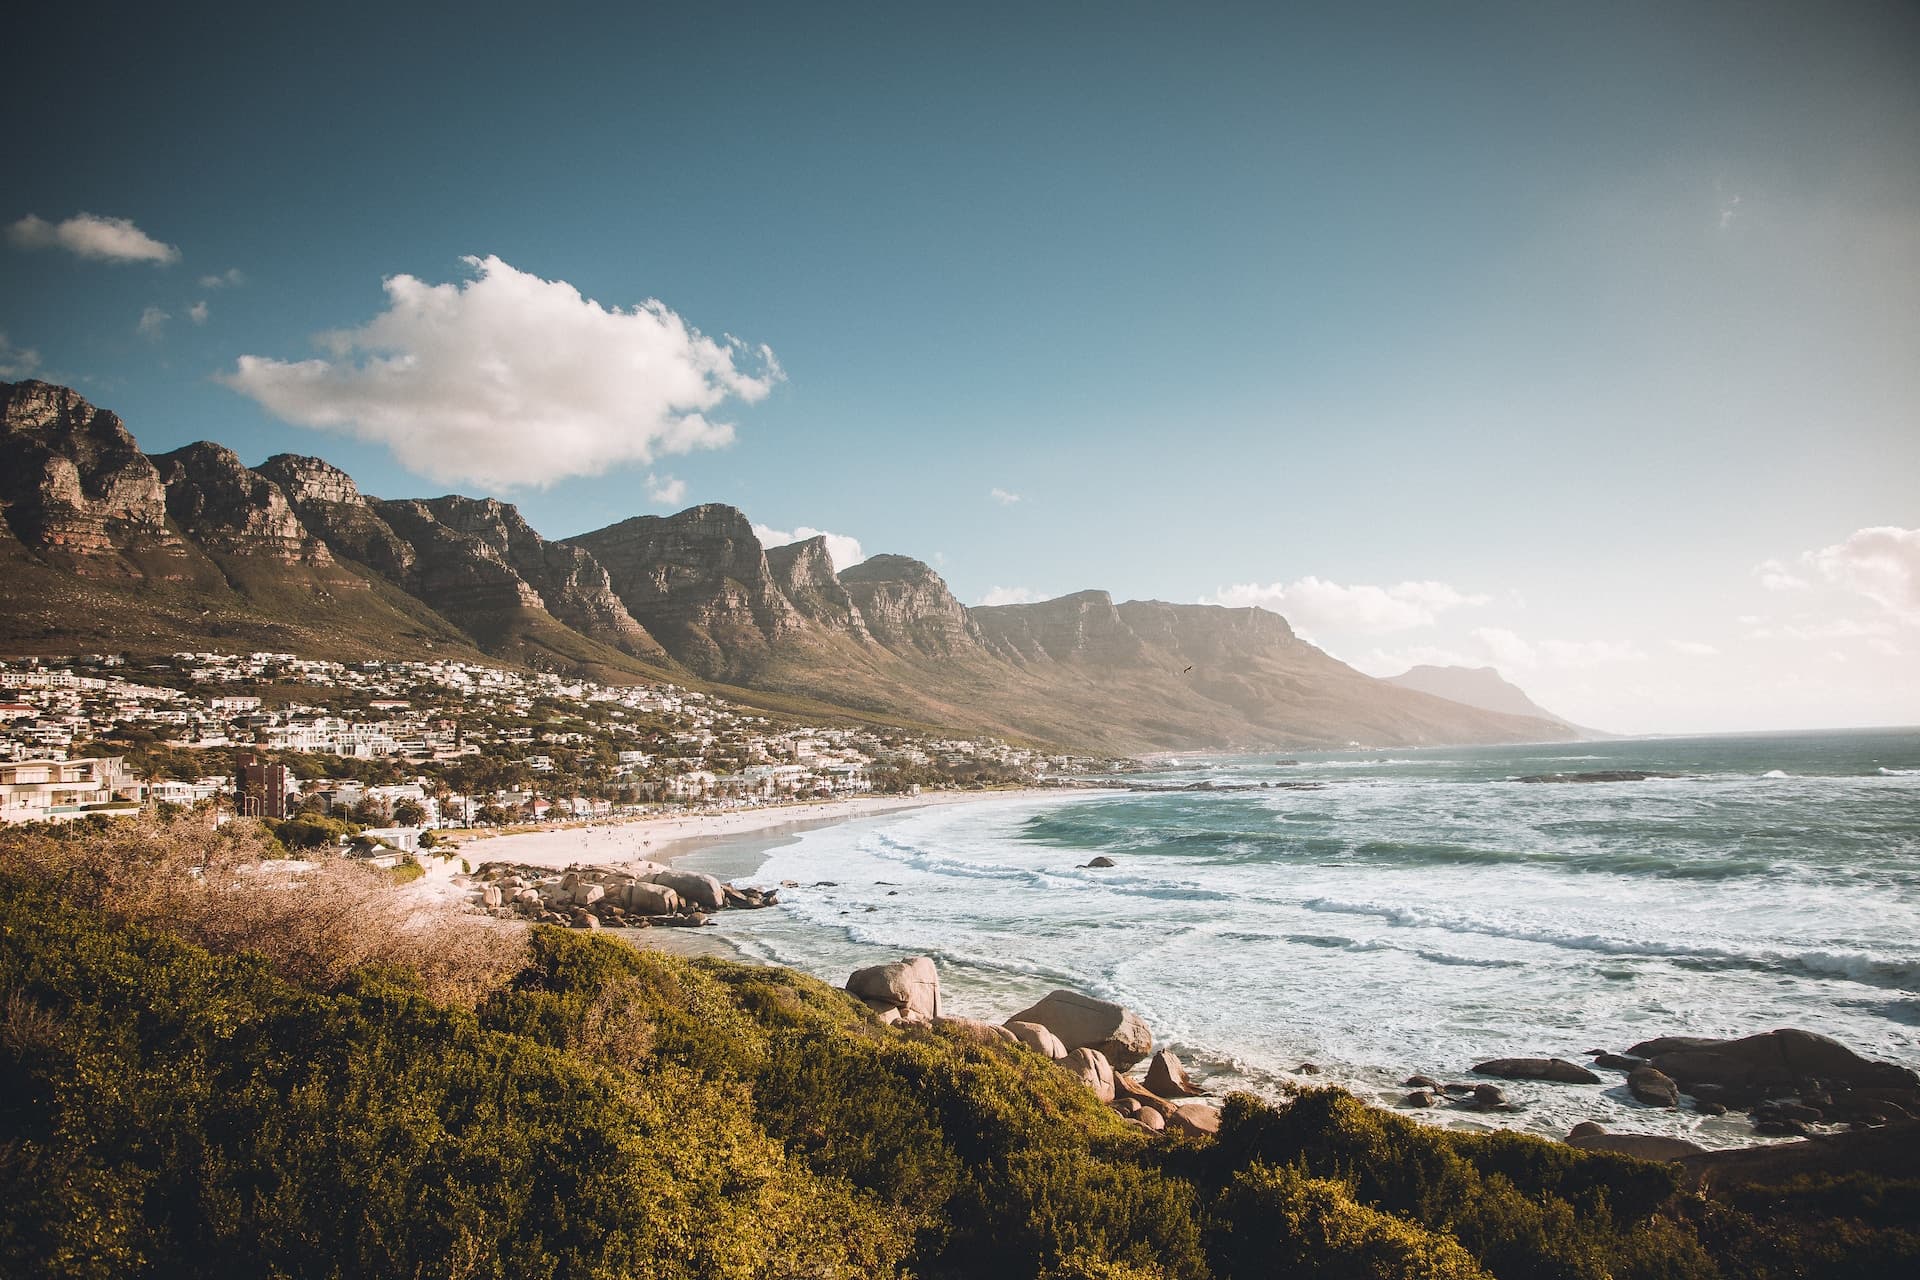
[990,487,1022,505]
[8,213,180,263]
[1805,527,1920,623]
[1755,558,1810,591]
[1207,577,1490,635]
[136,306,170,339]
[1473,627,1647,669]
[0,333,41,378]
[644,473,686,506]
[188,300,210,325]
[978,586,1045,607]
[219,255,782,489]
[198,267,246,288]
[753,523,864,571]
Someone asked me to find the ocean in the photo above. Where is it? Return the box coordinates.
[677,727,1920,1147]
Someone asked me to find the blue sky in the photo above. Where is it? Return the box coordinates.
[4,1,1916,733]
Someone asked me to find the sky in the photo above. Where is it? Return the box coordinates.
[3,0,1915,734]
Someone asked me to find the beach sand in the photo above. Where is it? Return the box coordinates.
[404,789,1042,953]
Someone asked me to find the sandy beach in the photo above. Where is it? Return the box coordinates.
[404,789,1045,915]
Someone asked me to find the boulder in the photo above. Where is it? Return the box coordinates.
[1113,1097,1142,1117]
[846,956,941,1022]
[1474,1057,1603,1085]
[571,882,606,907]
[1568,1121,1607,1139]
[1064,1047,1116,1103]
[623,882,681,915]
[1169,1103,1221,1137]
[1145,1049,1206,1097]
[1591,1053,1647,1071]
[1694,1099,1728,1117]
[646,869,727,912]
[1005,1019,1070,1061]
[1629,1066,1681,1108]
[1113,1073,1177,1118]
[1007,989,1153,1071]
[1567,1132,1708,1161]
[1405,1074,1440,1089]
[1627,1028,1920,1093]
[1136,1106,1166,1132]
[1472,1083,1507,1108]
[1402,1090,1437,1108]
[934,1016,1017,1047]
[481,884,503,908]
[1082,856,1116,868]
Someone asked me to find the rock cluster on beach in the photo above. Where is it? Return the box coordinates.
[468,861,777,929]
[1398,1027,1920,1153]
[845,957,1222,1139]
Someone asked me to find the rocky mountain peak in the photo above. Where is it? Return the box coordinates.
[838,554,982,657]
[0,379,176,565]
[974,589,1142,664]
[152,442,333,563]
[256,454,367,507]
[766,536,870,639]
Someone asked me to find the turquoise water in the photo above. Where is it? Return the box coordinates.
[683,728,1920,1145]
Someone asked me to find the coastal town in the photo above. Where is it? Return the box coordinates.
[0,650,1114,834]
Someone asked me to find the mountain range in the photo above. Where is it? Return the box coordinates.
[0,379,1575,752]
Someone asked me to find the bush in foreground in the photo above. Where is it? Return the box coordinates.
[2,820,1916,1278]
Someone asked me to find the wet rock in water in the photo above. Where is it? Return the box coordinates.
[1591,1053,1647,1071]
[1296,1062,1323,1075]
[1471,1083,1507,1108]
[1474,1057,1603,1085]
[1694,1099,1728,1116]
[1568,1132,1708,1161]
[847,956,941,1022]
[1755,1117,1812,1137]
[1568,1121,1607,1139]
[1064,1047,1117,1103]
[1402,1090,1437,1108]
[645,869,726,912]
[1405,1074,1440,1089]
[1629,1066,1681,1109]
[1627,1028,1920,1094]
[1007,989,1154,1071]
[1005,1019,1071,1061]
[1082,856,1117,868]
[1145,1049,1206,1098]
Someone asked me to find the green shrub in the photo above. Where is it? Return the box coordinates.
[1211,1161,1490,1279]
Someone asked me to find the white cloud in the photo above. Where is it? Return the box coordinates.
[198,267,245,289]
[1207,576,1490,635]
[1805,527,1920,623]
[1670,640,1719,656]
[1755,558,1810,591]
[136,306,170,339]
[0,333,41,378]
[1782,617,1896,641]
[978,586,1044,607]
[990,487,1022,505]
[219,255,782,489]
[1473,627,1647,669]
[188,300,210,325]
[644,473,686,506]
[753,523,864,572]
[8,213,179,263]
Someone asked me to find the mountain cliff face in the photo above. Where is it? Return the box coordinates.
[838,555,985,657]
[0,381,192,577]
[153,443,335,564]
[565,505,802,679]
[420,496,668,661]
[765,537,870,640]
[256,454,418,580]
[0,379,1578,751]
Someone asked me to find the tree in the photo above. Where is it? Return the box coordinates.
[391,799,427,827]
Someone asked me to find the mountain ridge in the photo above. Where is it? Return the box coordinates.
[0,379,1574,752]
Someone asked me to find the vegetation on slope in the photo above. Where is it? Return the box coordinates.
[1,818,1914,1278]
